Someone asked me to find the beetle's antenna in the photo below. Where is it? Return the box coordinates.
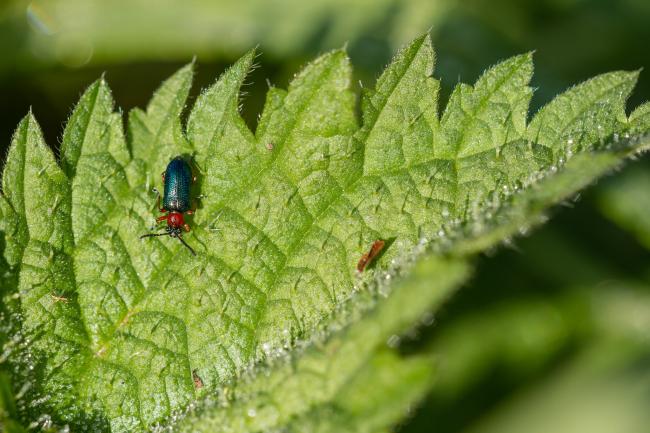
[178,236,196,256]
[140,232,169,239]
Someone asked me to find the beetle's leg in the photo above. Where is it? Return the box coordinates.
[156,215,168,223]
[185,209,194,215]
[191,196,202,212]
[156,193,166,213]
[161,171,166,183]
[183,224,191,233]
[189,154,204,176]
[151,187,166,212]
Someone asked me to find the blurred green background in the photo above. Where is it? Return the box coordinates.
[1,0,650,432]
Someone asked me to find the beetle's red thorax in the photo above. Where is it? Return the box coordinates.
[167,212,185,228]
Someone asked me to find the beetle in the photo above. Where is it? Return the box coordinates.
[140,156,197,255]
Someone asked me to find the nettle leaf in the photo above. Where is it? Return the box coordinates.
[1,35,649,433]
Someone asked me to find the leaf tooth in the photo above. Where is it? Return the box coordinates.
[361,33,434,133]
[438,53,534,159]
[256,86,288,141]
[528,70,640,151]
[128,62,194,166]
[441,52,534,128]
[1,116,31,266]
[146,62,195,119]
[61,77,116,177]
[256,46,354,156]
[474,51,534,93]
[440,82,473,126]
[2,115,30,211]
[187,48,257,157]
[628,101,650,134]
[378,33,434,89]
[19,113,72,249]
[360,33,438,174]
[289,47,351,91]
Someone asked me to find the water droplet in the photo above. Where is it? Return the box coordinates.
[387,334,401,348]
[420,312,435,326]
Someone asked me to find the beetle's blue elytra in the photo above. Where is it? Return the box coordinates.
[140,156,197,256]
[163,157,193,213]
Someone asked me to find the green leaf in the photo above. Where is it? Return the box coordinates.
[0,372,29,433]
[528,70,638,154]
[598,165,650,250]
[628,102,650,136]
[281,350,435,433]
[177,255,469,433]
[187,49,258,197]
[417,285,650,433]
[20,0,437,66]
[1,35,649,432]
[463,342,650,433]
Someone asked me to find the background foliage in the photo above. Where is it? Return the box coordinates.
[1,1,650,432]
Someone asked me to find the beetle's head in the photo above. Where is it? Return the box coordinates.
[166,225,183,237]
[140,212,196,256]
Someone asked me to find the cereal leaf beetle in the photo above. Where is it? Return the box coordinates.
[140,156,197,255]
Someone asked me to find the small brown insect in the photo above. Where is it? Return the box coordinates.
[50,294,69,304]
[265,142,274,151]
[357,240,385,272]
[192,370,204,389]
